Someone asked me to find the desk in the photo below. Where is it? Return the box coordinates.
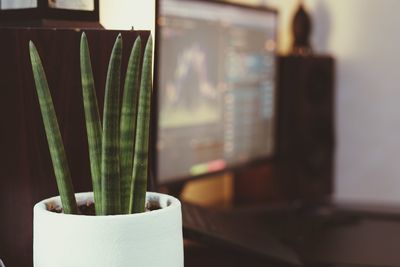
[185,241,286,267]
[0,241,281,267]
[184,241,379,267]
[183,202,400,267]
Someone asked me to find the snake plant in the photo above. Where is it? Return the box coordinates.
[30,32,153,215]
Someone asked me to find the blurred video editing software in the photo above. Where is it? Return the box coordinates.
[157,0,277,184]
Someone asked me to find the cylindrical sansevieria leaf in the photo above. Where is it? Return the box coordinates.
[130,35,153,213]
[101,34,122,215]
[120,36,142,214]
[29,41,78,214]
[80,32,103,215]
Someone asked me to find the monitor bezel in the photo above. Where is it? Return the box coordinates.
[152,0,280,187]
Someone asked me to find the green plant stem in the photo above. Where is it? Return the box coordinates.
[120,36,142,214]
[80,32,103,215]
[130,36,153,213]
[29,41,77,214]
[101,34,123,215]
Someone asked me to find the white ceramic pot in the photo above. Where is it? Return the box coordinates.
[33,192,184,267]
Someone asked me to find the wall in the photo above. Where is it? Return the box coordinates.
[100,0,155,34]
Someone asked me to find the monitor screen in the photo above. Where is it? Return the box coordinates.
[156,0,277,184]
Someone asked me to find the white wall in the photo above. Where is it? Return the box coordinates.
[100,0,155,34]
[319,0,400,205]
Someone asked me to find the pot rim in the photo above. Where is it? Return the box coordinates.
[34,191,181,219]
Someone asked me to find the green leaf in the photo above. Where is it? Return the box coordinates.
[29,41,77,214]
[120,36,142,214]
[130,35,153,213]
[80,32,103,215]
[101,34,123,215]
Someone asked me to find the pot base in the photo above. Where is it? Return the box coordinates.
[34,192,184,267]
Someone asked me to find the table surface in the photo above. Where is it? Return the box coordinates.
[184,241,371,267]
[184,202,400,267]
[184,241,283,267]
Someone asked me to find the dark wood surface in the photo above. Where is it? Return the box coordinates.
[185,241,287,267]
[0,28,150,267]
[276,56,335,201]
[185,208,400,267]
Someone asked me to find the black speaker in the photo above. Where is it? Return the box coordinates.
[277,55,335,201]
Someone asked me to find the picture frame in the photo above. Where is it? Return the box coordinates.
[0,0,99,23]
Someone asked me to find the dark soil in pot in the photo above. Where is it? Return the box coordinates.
[47,201,161,215]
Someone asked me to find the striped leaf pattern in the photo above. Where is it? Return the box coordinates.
[130,36,153,213]
[80,32,103,215]
[31,33,153,216]
[101,34,123,215]
[29,41,78,214]
[120,37,142,214]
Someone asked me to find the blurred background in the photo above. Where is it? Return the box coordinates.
[2,0,400,266]
[103,0,400,206]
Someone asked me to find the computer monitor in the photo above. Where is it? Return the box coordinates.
[155,0,278,185]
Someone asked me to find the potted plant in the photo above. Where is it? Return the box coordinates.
[30,32,184,267]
